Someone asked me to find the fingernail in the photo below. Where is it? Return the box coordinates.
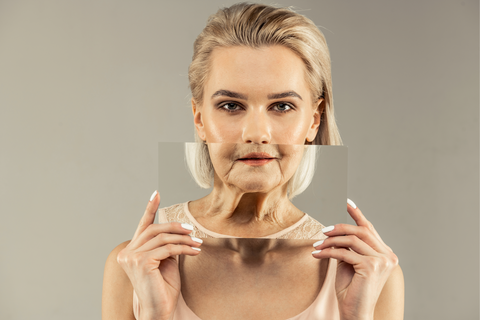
[181,223,194,231]
[149,190,158,202]
[347,198,357,209]
[313,240,324,247]
[191,247,201,251]
[191,236,203,244]
[312,250,322,254]
[322,225,334,233]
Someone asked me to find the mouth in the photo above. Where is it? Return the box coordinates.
[237,152,277,166]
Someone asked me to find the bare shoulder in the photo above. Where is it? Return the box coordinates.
[374,264,405,320]
[102,240,135,320]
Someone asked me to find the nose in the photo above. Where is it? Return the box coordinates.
[241,111,271,144]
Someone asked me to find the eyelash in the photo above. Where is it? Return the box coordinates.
[218,102,295,114]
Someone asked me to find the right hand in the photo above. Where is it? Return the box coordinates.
[116,190,202,320]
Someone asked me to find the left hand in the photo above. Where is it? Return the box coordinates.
[312,199,399,320]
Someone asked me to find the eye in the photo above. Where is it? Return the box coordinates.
[272,103,293,113]
[219,102,243,113]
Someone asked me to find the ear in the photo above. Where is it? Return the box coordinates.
[306,98,324,143]
[192,98,206,141]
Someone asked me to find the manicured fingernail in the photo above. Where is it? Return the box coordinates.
[149,190,158,201]
[191,236,203,244]
[191,247,201,251]
[181,223,194,231]
[347,198,357,209]
[312,250,322,254]
[322,225,334,233]
[313,240,324,247]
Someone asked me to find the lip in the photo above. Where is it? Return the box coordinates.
[238,152,275,160]
[237,152,276,167]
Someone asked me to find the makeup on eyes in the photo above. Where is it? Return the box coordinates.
[216,101,296,113]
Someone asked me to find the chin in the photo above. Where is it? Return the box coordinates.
[232,177,281,194]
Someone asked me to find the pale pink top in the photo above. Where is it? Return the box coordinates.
[133,202,340,320]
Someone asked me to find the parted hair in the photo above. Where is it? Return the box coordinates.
[185,2,342,198]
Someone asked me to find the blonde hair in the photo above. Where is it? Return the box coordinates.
[185,2,342,198]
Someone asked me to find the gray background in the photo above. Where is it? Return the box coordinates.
[157,143,347,228]
[0,0,477,319]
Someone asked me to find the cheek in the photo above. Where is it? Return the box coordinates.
[203,115,238,142]
[272,117,312,144]
[278,145,305,173]
[207,144,235,173]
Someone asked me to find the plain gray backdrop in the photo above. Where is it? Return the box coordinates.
[0,0,478,319]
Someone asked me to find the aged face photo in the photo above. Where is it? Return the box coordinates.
[158,143,347,229]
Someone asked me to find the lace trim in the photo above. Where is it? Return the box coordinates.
[162,203,327,240]
[163,203,214,239]
[277,215,326,239]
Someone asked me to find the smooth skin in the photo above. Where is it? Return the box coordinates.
[102,45,404,320]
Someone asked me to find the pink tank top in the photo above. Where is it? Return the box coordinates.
[133,202,340,320]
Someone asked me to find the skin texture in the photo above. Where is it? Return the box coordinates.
[102,45,405,320]
[190,45,322,237]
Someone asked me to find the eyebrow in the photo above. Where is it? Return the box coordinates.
[211,89,303,101]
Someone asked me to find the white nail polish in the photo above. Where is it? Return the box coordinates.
[181,223,194,231]
[191,247,201,251]
[149,190,158,201]
[313,240,324,247]
[322,225,334,233]
[347,198,357,209]
[191,236,203,244]
[312,250,322,254]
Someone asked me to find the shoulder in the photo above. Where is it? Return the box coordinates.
[109,240,131,256]
[105,240,131,268]
[102,240,135,320]
[103,239,132,282]
[374,264,405,320]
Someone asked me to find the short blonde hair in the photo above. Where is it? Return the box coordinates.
[186,2,342,198]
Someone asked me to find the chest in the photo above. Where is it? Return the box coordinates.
[178,243,329,320]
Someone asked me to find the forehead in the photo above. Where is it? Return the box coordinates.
[205,45,310,101]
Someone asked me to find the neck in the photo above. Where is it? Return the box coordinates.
[191,177,304,235]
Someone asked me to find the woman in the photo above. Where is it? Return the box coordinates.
[102,2,404,320]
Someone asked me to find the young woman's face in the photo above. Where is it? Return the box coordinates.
[193,45,322,145]
[192,45,322,193]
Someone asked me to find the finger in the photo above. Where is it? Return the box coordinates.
[313,235,378,257]
[321,224,389,254]
[347,200,389,248]
[347,198,369,227]
[149,243,202,261]
[312,247,363,266]
[138,232,203,252]
[129,222,194,250]
[132,190,160,241]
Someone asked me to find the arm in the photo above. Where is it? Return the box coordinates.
[374,264,405,320]
[102,240,135,320]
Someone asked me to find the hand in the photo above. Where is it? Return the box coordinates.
[116,191,203,320]
[312,199,399,320]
